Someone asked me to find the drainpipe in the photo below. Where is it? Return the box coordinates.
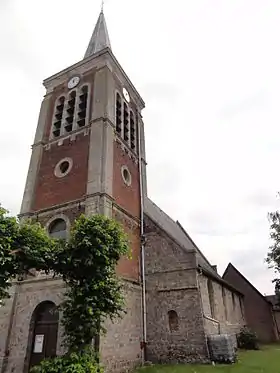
[137,110,147,362]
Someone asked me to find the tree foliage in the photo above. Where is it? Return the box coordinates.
[59,215,130,350]
[237,327,259,350]
[31,348,102,373]
[0,206,130,366]
[0,206,58,298]
[267,210,280,294]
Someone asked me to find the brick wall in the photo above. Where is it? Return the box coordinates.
[32,133,90,211]
[144,215,209,363]
[223,264,277,342]
[113,208,140,282]
[113,141,140,219]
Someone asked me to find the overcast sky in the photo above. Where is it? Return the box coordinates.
[1,0,280,294]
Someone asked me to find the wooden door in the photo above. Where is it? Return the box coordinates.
[29,302,58,370]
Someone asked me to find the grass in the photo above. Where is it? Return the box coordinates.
[135,345,280,373]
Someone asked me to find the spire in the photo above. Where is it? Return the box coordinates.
[84,9,111,59]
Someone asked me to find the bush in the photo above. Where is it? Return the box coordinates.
[30,349,102,373]
[237,327,259,350]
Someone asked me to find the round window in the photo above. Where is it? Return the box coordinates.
[54,158,73,178]
[121,166,132,186]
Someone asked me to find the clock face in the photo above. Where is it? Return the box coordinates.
[123,87,130,102]
[68,76,80,89]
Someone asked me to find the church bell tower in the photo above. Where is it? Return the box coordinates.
[10,9,148,372]
[20,9,147,281]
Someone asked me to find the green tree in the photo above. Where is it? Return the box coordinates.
[267,209,280,296]
[0,206,58,298]
[59,214,130,351]
[0,206,130,371]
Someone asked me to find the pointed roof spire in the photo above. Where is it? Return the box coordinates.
[84,9,111,59]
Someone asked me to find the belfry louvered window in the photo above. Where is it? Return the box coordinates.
[130,111,137,152]
[52,96,65,138]
[116,93,122,134]
[77,86,88,128]
[123,102,129,143]
[51,85,90,139]
[65,91,76,133]
[115,92,138,153]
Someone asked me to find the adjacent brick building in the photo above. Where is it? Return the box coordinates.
[223,263,278,343]
[265,295,280,339]
[0,10,245,373]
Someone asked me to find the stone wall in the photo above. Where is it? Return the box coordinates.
[199,274,244,336]
[0,286,17,373]
[0,277,142,373]
[144,215,209,363]
[1,277,65,373]
[100,281,142,372]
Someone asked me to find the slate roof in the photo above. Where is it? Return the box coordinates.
[265,295,280,309]
[144,197,241,294]
[84,10,111,59]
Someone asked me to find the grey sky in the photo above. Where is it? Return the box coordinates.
[1,0,280,294]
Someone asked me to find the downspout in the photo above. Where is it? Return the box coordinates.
[137,110,147,362]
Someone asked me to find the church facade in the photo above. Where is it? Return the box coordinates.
[0,11,245,373]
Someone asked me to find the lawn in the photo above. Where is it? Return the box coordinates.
[135,345,280,373]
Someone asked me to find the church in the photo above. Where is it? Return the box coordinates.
[0,10,245,373]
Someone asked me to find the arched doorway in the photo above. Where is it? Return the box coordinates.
[28,301,59,370]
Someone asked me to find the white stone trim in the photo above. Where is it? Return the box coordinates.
[45,213,71,237]
[121,165,132,186]
[54,157,73,178]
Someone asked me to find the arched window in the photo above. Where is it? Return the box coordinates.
[48,218,67,239]
[168,310,179,332]
[207,278,215,319]
[239,296,244,319]
[116,93,122,134]
[65,91,76,133]
[52,96,65,138]
[232,292,236,310]
[77,85,88,128]
[222,286,228,320]
[130,110,137,153]
[27,301,59,371]
[123,102,129,143]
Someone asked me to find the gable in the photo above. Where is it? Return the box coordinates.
[144,198,220,278]
[144,213,196,274]
[223,263,268,303]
